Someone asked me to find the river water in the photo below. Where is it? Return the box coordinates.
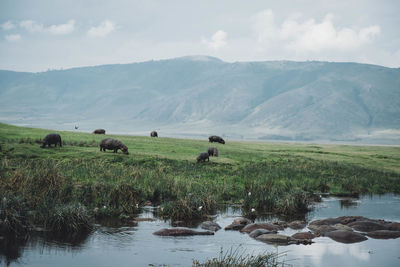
[1,194,400,267]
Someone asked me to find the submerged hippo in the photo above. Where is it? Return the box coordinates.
[40,133,62,148]
[256,234,297,245]
[249,229,277,238]
[207,147,218,157]
[153,228,214,236]
[150,131,158,137]
[200,221,221,232]
[100,138,129,154]
[292,231,318,240]
[197,152,209,163]
[347,220,388,232]
[308,224,337,234]
[287,220,307,230]
[93,129,106,134]
[324,230,368,244]
[224,217,252,231]
[208,135,225,144]
[365,230,400,239]
[240,223,280,233]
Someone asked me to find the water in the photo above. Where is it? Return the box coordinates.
[1,194,400,267]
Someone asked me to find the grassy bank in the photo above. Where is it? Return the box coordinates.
[1,122,399,235]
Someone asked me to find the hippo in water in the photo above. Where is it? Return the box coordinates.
[100,138,129,154]
[197,152,209,163]
[150,131,158,137]
[153,228,214,236]
[93,129,106,134]
[324,230,368,244]
[40,133,62,148]
[208,135,225,144]
[207,147,218,157]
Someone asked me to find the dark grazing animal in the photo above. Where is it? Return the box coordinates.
[93,129,106,134]
[197,152,209,163]
[100,138,129,154]
[40,133,62,148]
[150,131,158,137]
[208,135,225,144]
[208,147,218,157]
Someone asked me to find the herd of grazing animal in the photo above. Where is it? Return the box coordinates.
[40,130,225,163]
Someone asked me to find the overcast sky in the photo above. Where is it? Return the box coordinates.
[1,0,399,72]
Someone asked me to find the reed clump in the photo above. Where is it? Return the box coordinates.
[0,194,32,236]
[45,203,92,233]
[192,247,287,267]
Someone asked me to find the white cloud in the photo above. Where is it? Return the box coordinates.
[1,21,16,30]
[19,20,75,35]
[5,34,21,42]
[20,20,44,33]
[251,9,276,43]
[87,20,115,37]
[202,30,227,50]
[253,10,381,53]
[47,20,75,35]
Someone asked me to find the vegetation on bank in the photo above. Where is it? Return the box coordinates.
[1,123,399,236]
[192,247,287,267]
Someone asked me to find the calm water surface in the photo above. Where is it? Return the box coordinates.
[1,194,399,267]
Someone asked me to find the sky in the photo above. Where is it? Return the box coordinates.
[0,0,399,72]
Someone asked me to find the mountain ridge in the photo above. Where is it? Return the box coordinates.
[0,56,399,144]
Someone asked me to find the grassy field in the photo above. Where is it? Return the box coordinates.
[1,122,399,234]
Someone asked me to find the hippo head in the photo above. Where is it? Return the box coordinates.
[121,145,129,155]
[40,141,46,148]
[220,140,225,144]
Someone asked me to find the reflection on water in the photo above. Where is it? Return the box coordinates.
[339,198,359,209]
[1,194,399,267]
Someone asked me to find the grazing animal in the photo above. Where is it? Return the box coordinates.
[150,131,158,137]
[208,135,225,144]
[40,133,62,148]
[207,147,218,157]
[100,138,129,154]
[93,129,106,134]
[74,125,79,129]
[197,152,209,163]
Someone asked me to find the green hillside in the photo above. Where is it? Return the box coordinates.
[1,123,399,234]
[1,56,399,143]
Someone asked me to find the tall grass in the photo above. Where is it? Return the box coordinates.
[192,247,288,267]
[1,122,399,234]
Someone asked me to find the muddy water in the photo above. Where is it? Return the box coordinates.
[1,194,399,267]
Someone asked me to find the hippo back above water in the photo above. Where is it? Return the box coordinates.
[208,135,225,144]
[40,133,62,148]
[100,138,129,154]
[93,129,106,134]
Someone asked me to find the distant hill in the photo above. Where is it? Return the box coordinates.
[0,56,399,144]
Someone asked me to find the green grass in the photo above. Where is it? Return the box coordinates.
[1,122,399,234]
